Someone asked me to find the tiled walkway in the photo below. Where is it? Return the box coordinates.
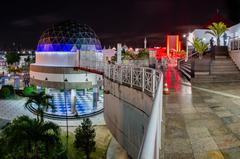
[0,98,105,130]
[164,67,240,159]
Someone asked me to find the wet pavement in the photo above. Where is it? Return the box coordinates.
[163,66,240,159]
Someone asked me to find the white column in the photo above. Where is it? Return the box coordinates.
[93,85,99,107]
[117,43,122,64]
[45,88,50,95]
[71,89,77,114]
[144,37,147,49]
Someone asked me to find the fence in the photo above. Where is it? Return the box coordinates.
[104,64,163,159]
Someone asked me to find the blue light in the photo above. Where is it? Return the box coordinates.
[37,44,76,52]
[37,43,102,52]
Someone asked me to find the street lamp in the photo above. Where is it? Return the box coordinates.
[183,33,189,61]
[45,77,48,94]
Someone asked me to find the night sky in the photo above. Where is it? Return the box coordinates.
[0,0,239,49]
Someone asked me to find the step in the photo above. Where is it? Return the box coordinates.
[180,69,191,80]
[215,56,228,59]
[211,67,239,71]
[182,64,191,70]
[211,64,236,68]
[181,64,191,69]
[212,60,234,64]
[211,71,240,75]
[181,67,192,74]
[192,75,240,83]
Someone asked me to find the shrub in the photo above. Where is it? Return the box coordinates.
[23,86,35,96]
[0,87,11,98]
[1,85,15,96]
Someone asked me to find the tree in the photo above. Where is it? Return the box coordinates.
[25,91,55,122]
[137,49,149,59]
[5,52,20,65]
[205,22,228,46]
[191,38,208,59]
[8,66,22,74]
[0,116,66,159]
[74,118,96,159]
[122,50,136,60]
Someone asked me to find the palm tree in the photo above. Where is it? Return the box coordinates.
[25,91,55,122]
[205,22,228,46]
[191,38,208,59]
[0,116,65,159]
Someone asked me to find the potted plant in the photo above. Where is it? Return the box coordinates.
[191,38,208,59]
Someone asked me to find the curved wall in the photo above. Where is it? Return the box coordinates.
[104,78,153,158]
[30,64,102,89]
[36,51,79,66]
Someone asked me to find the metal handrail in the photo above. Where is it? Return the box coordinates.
[138,72,163,159]
[178,52,198,63]
[78,60,164,159]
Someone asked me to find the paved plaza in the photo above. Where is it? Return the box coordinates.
[164,67,240,159]
[0,98,105,131]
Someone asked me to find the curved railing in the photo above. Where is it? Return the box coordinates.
[77,60,163,159]
[104,65,160,96]
[104,64,163,159]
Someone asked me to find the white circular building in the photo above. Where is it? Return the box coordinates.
[30,20,103,90]
[29,20,104,118]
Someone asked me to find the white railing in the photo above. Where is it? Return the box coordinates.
[104,65,161,97]
[138,75,163,159]
[230,38,240,51]
[104,64,163,159]
[79,60,163,159]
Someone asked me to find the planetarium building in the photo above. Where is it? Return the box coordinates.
[29,21,104,118]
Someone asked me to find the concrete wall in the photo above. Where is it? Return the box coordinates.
[193,58,211,73]
[229,51,240,69]
[104,78,153,158]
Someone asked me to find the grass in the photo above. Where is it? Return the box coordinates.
[61,125,112,159]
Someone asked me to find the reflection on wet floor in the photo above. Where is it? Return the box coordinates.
[163,66,240,159]
[163,66,181,93]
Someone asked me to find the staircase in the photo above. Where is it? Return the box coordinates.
[178,62,192,81]
[191,56,240,83]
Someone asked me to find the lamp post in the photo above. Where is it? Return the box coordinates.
[45,77,48,94]
[64,77,68,153]
[183,34,189,61]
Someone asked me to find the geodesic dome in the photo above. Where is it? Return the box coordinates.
[37,20,102,52]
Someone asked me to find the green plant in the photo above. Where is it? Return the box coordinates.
[5,52,20,65]
[23,86,36,96]
[25,91,55,122]
[205,22,228,46]
[0,116,65,159]
[137,49,149,59]
[0,87,11,98]
[190,38,208,58]
[74,118,96,159]
[8,66,22,74]
[0,85,15,98]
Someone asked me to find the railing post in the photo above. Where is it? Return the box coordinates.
[238,39,240,50]
[120,65,122,84]
[142,68,145,92]
[113,65,115,81]
[130,67,133,87]
[108,65,111,79]
[152,69,156,98]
